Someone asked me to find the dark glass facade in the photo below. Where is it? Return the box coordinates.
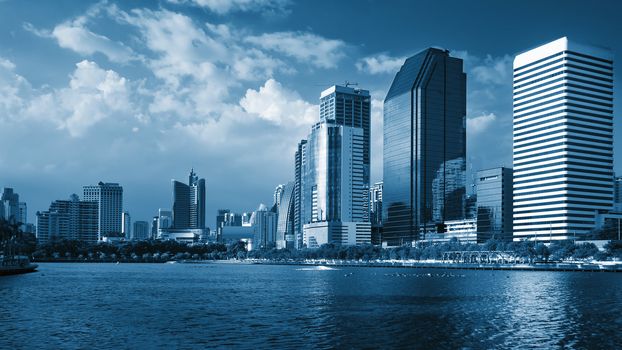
[476,167,513,242]
[382,48,466,246]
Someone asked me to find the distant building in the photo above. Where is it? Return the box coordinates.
[132,221,150,241]
[157,209,173,232]
[36,194,98,244]
[370,181,383,245]
[171,169,206,230]
[151,216,158,239]
[275,182,295,249]
[614,176,622,212]
[1,188,20,222]
[122,212,131,240]
[294,139,308,249]
[222,226,255,250]
[421,219,477,244]
[241,212,253,227]
[253,204,278,249]
[83,182,123,240]
[274,184,285,208]
[383,48,466,246]
[476,167,513,242]
[513,37,614,241]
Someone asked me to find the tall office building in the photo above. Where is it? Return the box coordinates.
[252,204,278,249]
[383,48,467,246]
[513,37,614,241]
[274,184,286,208]
[83,182,123,240]
[189,169,206,229]
[293,139,307,249]
[476,167,513,242]
[275,182,295,249]
[320,85,371,191]
[301,120,370,247]
[36,194,98,244]
[18,202,27,227]
[614,176,622,212]
[369,181,383,245]
[1,188,20,222]
[172,169,206,229]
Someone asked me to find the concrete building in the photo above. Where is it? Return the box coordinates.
[294,139,308,249]
[614,176,622,212]
[36,194,98,244]
[513,37,614,241]
[171,169,206,230]
[83,182,123,240]
[252,204,278,249]
[1,188,20,222]
[383,48,467,246]
[132,221,150,241]
[476,167,513,242]
[369,181,383,245]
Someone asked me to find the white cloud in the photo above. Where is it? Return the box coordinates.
[168,0,290,14]
[470,54,512,85]
[24,3,139,64]
[356,54,405,74]
[240,79,317,126]
[0,57,31,118]
[245,32,346,69]
[467,113,497,135]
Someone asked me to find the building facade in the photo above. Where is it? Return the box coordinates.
[1,188,20,222]
[122,211,131,239]
[476,167,513,242]
[293,139,308,249]
[614,176,622,212]
[275,182,295,249]
[513,37,614,241]
[83,182,123,240]
[36,194,98,244]
[383,48,467,246]
[132,221,150,241]
[253,204,278,249]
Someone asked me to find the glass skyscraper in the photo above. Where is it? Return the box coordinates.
[172,169,206,229]
[513,37,614,241]
[83,182,123,240]
[383,48,466,246]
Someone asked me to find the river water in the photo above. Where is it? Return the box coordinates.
[1,263,621,349]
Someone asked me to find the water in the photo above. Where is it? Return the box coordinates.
[1,263,621,349]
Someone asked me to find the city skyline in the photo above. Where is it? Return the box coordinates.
[0,0,621,229]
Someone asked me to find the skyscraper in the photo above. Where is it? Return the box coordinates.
[275,182,295,249]
[319,85,371,190]
[172,169,206,229]
[383,48,467,246]
[513,37,614,241]
[122,211,131,239]
[252,204,278,249]
[132,221,150,241]
[83,182,123,240]
[294,139,307,249]
[476,167,513,242]
[1,188,19,222]
[301,120,370,247]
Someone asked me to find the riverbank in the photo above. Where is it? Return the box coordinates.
[234,259,622,272]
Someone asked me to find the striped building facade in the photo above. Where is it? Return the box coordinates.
[512,37,614,241]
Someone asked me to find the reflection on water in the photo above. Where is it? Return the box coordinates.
[1,263,621,349]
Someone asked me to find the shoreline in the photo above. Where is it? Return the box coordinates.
[33,258,622,272]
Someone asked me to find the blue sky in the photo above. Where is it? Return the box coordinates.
[0,0,620,228]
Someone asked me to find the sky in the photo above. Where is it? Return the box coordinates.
[0,0,620,229]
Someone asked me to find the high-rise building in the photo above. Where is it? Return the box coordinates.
[18,202,27,227]
[172,169,206,229]
[132,221,150,241]
[301,120,370,247]
[476,167,513,242]
[383,48,467,246]
[122,211,131,239]
[252,204,278,249]
[513,37,614,241]
[614,176,622,212]
[275,182,295,249]
[1,188,20,222]
[293,139,307,249]
[36,194,98,244]
[83,182,123,240]
[370,181,383,245]
[319,85,371,190]
[151,216,158,239]
[274,184,285,208]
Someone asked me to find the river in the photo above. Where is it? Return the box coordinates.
[1,262,621,349]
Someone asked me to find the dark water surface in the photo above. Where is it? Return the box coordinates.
[1,263,621,349]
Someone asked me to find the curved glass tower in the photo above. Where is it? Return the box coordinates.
[382,48,466,246]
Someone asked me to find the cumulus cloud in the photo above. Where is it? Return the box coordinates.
[245,32,346,69]
[356,54,406,74]
[23,3,139,64]
[168,0,290,14]
[470,54,512,85]
[467,112,497,135]
[240,79,317,126]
